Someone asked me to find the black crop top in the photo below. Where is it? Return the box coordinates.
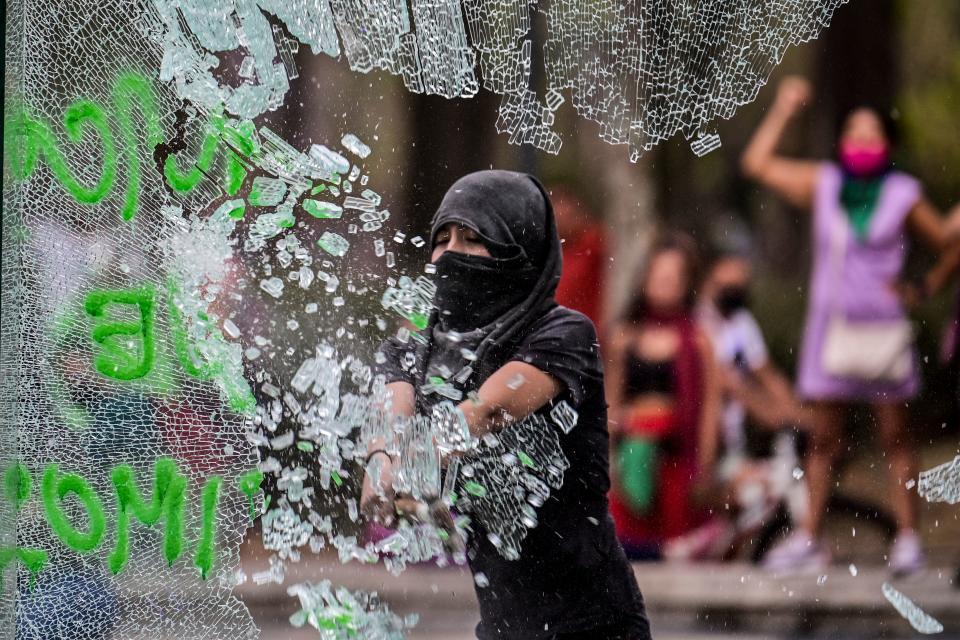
[624,350,675,398]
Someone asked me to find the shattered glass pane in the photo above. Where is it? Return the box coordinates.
[136,0,847,160]
[454,414,570,561]
[4,1,853,638]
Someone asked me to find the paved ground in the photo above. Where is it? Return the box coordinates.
[238,553,960,639]
[238,443,960,639]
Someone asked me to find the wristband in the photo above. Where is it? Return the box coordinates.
[365,448,391,465]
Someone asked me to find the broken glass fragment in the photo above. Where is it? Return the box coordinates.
[918,455,960,504]
[881,582,944,634]
[303,199,344,219]
[549,400,578,434]
[249,176,289,207]
[260,277,286,298]
[341,133,372,158]
[317,232,350,257]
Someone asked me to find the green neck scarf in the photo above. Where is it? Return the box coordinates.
[840,176,885,241]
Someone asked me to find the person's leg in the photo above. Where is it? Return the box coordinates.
[803,401,845,537]
[762,401,841,570]
[874,401,924,573]
[873,401,917,532]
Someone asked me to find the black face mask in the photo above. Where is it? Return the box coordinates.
[715,285,750,317]
[432,251,538,332]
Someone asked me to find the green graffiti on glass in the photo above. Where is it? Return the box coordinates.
[194,476,222,579]
[5,99,117,204]
[163,114,257,198]
[111,73,164,220]
[3,460,262,581]
[5,72,257,221]
[5,73,160,221]
[1,464,48,589]
[5,462,32,511]
[81,281,255,414]
[42,464,108,553]
[108,458,188,574]
[84,286,156,381]
[163,117,221,193]
[237,469,265,523]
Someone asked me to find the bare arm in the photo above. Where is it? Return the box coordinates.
[603,324,631,437]
[914,202,960,297]
[907,198,951,253]
[948,203,960,239]
[723,364,803,429]
[456,361,562,441]
[924,238,960,297]
[740,77,821,210]
[696,330,722,476]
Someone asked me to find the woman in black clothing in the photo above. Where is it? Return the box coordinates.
[361,170,652,640]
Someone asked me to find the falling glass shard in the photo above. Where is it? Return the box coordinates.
[249,176,289,207]
[917,454,960,505]
[261,277,286,298]
[146,0,848,160]
[317,232,351,257]
[690,132,722,157]
[309,143,351,176]
[341,133,372,158]
[881,582,944,635]
[303,199,344,219]
[381,276,436,329]
[549,400,578,434]
[456,414,570,560]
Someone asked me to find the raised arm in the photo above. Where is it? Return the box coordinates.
[740,76,821,210]
[456,361,562,441]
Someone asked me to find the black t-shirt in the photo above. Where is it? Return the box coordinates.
[377,306,650,640]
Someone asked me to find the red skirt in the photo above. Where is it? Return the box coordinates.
[609,410,700,549]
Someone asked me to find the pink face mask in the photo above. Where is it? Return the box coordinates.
[839,141,890,178]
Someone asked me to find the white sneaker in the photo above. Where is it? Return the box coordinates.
[889,530,925,576]
[762,530,830,573]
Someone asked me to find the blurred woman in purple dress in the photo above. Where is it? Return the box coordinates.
[741,76,953,574]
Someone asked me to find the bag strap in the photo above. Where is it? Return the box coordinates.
[825,203,848,321]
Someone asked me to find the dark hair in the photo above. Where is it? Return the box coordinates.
[705,247,752,276]
[625,231,701,322]
[836,105,900,147]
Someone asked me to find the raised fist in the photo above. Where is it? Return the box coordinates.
[774,76,812,115]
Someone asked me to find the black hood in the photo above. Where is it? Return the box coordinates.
[428,170,562,378]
